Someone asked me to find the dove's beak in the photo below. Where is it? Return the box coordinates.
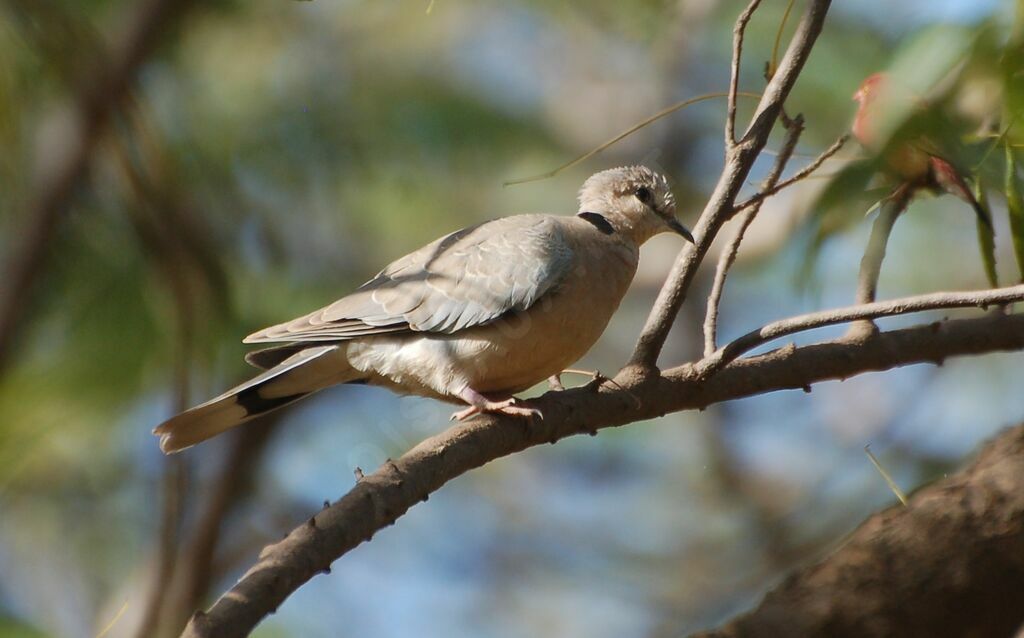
[667,218,695,243]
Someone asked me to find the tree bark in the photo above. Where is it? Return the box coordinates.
[692,423,1024,638]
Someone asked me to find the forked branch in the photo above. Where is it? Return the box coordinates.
[630,0,834,369]
[704,114,806,356]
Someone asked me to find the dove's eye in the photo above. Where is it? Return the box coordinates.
[635,186,653,205]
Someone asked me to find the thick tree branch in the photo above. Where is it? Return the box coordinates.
[690,422,1024,638]
[704,114,805,356]
[630,0,833,369]
[182,309,1024,638]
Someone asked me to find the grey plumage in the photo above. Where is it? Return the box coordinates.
[244,215,575,342]
[153,166,692,453]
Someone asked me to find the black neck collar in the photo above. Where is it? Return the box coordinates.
[577,211,615,235]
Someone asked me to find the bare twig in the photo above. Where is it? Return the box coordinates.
[629,0,833,370]
[726,0,764,148]
[704,114,805,356]
[181,307,1024,638]
[696,283,1024,377]
[0,0,199,377]
[732,133,849,212]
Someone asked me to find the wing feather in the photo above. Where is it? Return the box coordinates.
[244,215,574,344]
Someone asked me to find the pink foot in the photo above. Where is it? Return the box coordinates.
[450,388,543,422]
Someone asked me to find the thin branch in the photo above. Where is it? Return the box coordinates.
[704,114,805,356]
[732,133,849,212]
[697,283,1024,377]
[690,423,1024,638]
[726,0,764,149]
[181,308,1024,638]
[629,0,833,370]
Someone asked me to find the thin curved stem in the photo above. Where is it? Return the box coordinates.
[697,284,1024,377]
[732,133,849,212]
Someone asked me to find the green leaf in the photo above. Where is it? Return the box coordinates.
[1006,144,1024,282]
[795,158,887,284]
[973,178,998,287]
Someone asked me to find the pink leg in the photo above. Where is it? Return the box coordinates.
[450,386,543,422]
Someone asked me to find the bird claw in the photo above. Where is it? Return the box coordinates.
[450,397,543,422]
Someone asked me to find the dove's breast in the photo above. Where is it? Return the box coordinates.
[346,226,639,401]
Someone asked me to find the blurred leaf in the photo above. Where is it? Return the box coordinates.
[0,616,47,638]
[1006,143,1024,282]
[973,179,998,287]
[797,158,887,283]
[887,25,974,100]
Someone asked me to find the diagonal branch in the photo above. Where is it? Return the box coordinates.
[704,114,805,356]
[182,306,1024,638]
[629,0,833,370]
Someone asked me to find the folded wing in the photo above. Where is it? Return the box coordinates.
[244,215,574,344]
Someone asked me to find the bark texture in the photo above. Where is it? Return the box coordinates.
[693,423,1024,638]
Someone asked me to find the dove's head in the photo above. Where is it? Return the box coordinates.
[577,166,693,245]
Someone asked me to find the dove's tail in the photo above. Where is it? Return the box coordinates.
[153,344,359,453]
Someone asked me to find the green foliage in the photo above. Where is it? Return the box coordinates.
[974,179,998,287]
[1005,144,1024,281]
[802,17,1024,287]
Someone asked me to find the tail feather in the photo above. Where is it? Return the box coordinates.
[245,344,309,370]
[153,345,355,453]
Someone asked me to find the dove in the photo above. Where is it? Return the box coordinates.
[153,166,693,453]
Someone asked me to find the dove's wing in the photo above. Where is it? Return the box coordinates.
[244,215,575,343]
